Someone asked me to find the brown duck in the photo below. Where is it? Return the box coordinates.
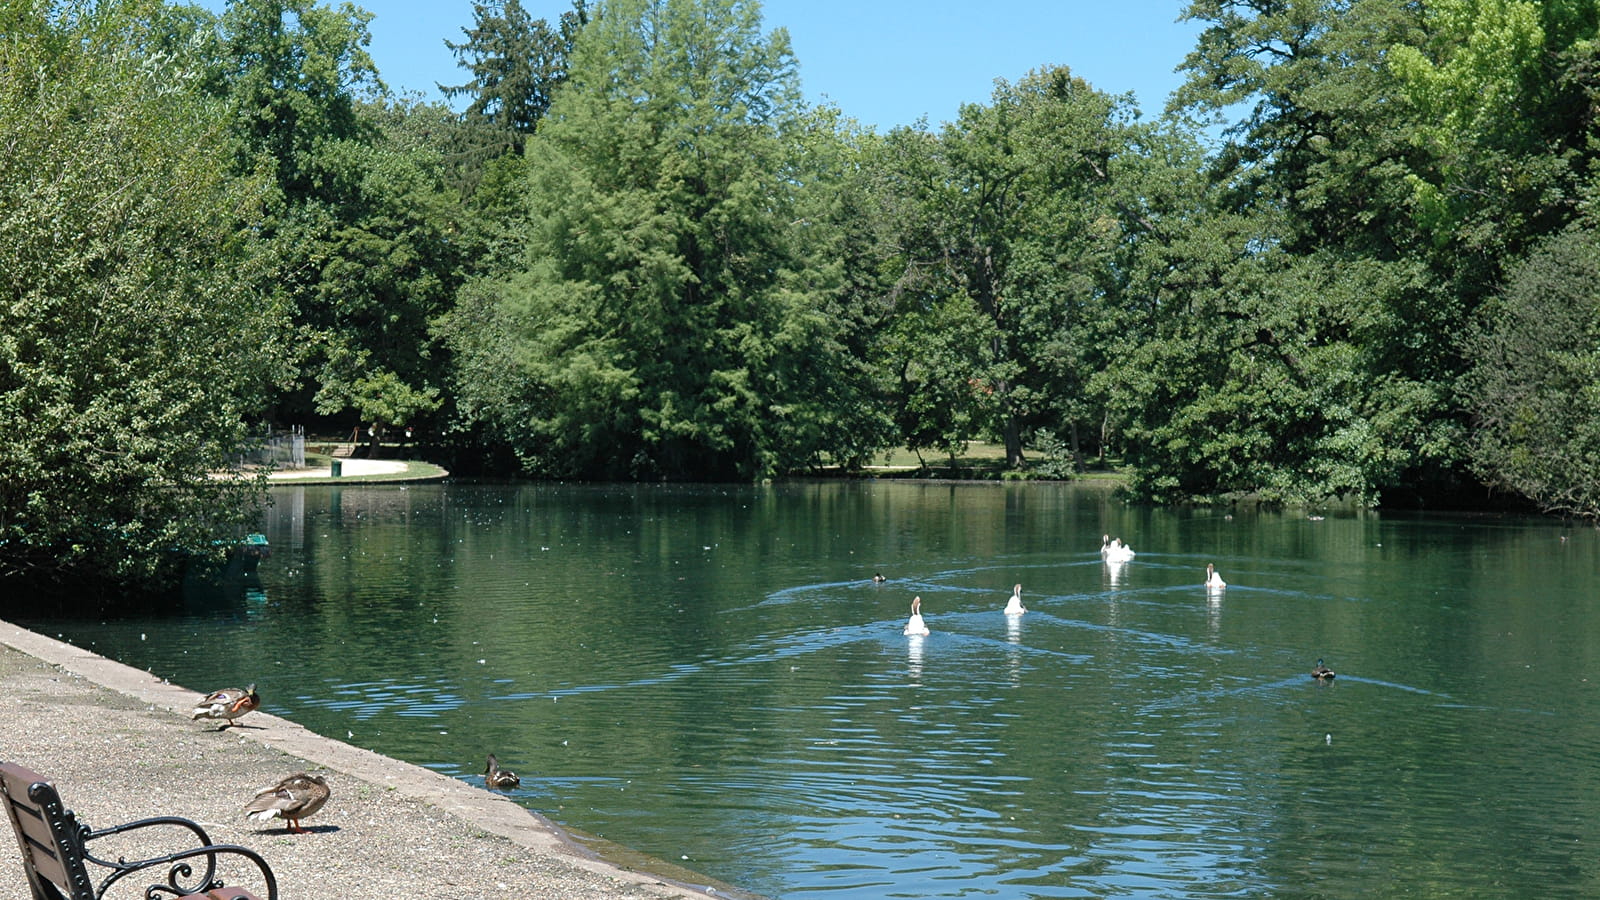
[244,773,330,834]
[484,754,521,789]
[190,684,259,729]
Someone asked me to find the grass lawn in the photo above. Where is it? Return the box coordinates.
[861,442,1126,483]
[264,452,449,484]
[871,442,1008,470]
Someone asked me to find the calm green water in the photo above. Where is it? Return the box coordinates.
[19,481,1600,898]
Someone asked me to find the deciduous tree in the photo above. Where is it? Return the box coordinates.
[0,0,286,596]
[449,0,875,479]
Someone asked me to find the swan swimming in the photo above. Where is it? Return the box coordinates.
[1205,563,1226,591]
[1104,538,1136,563]
[1003,583,1026,616]
[903,596,930,636]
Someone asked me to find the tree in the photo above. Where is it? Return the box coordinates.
[1101,237,1437,504]
[1160,0,1600,507]
[211,0,382,204]
[206,0,464,449]
[448,0,876,479]
[865,67,1156,469]
[0,0,286,597]
[441,0,588,160]
[1462,225,1600,517]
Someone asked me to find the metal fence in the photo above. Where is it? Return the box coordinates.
[239,426,306,469]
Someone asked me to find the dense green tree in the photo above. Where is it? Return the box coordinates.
[864,68,1167,470]
[440,0,591,295]
[442,0,588,160]
[0,0,285,595]
[775,105,899,468]
[1462,225,1600,517]
[210,0,382,203]
[1156,0,1600,507]
[1102,16,1457,503]
[205,0,464,450]
[1102,238,1438,504]
[448,0,878,479]
[859,126,1002,465]
[1386,0,1599,266]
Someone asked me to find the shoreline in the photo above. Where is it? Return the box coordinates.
[0,619,761,900]
[263,457,451,485]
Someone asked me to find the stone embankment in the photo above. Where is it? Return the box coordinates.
[0,621,753,900]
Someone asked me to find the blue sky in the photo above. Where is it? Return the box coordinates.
[227,1,1204,129]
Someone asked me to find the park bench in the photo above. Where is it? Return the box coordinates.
[0,763,278,900]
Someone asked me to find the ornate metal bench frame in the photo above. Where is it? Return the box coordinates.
[1,762,278,900]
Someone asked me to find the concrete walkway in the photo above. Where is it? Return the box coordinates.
[0,621,754,899]
[267,457,411,479]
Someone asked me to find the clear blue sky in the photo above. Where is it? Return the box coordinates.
[225,1,1204,129]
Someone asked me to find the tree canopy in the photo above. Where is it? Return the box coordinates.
[448,0,877,480]
[10,0,1600,600]
[0,0,287,594]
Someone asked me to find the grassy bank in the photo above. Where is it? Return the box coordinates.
[857,442,1127,484]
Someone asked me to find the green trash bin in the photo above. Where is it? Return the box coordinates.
[330,459,343,478]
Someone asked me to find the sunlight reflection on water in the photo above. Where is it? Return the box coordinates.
[21,482,1600,899]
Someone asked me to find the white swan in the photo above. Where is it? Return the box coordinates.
[1099,534,1112,557]
[1104,538,1136,563]
[903,596,930,636]
[1003,583,1026,616]
[1205,563,1226,591]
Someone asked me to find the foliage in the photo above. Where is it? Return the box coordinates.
[1103,240,1437,504]
[863,67,1168,470]
[205,0,465,442]
[210,0,382,204]
[1462,226,1600,517]
[1142,0,1600,505]
[441,0,588,164]
[449,0,882,480]
[1025,430,1080,481]
[5,0,1598,565]
[0,0,285,595]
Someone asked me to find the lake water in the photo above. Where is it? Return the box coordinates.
[18,480,1600,898]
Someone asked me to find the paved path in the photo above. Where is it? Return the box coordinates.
[266,458,410,479]
[0,621,753,900]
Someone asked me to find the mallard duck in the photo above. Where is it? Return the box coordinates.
[903,596,930,636]
[1205,564,1226,591]
[1003,583,1026,616]
[190,684,259,729]
[484,754,520,789]
[872,572,886,583]
[1311,658,1336,680]
[244,773,329,834]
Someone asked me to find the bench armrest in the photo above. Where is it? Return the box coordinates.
[83,818,278,900]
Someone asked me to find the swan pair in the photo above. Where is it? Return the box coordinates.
[904,584,1027,635]
[1100,534,1136,563]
